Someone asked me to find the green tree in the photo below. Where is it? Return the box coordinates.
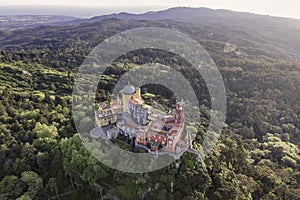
[20,171,43,199]
[33,122,58,139]
[0,175,25,200]
[47,177,59,199]
[16,194,32,200]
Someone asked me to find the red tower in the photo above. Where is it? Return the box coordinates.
[175,101,184,124]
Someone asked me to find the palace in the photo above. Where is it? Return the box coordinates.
[93,83,188,155]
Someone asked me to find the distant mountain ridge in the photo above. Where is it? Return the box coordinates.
[1,7,300,58]
[55,7,300,57]
[64,7,300,25]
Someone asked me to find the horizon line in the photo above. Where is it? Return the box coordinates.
[0,5,299,20]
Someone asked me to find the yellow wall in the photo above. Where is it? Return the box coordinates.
[135,88,141,99]
[122,94,131,112]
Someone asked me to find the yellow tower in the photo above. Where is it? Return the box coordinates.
[122,94,131,112]
[135,87,141,99]
[122,84,135,112]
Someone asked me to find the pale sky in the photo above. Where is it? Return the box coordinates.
[1,0,300,19]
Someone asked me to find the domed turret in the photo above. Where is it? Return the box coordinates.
[122,84,135,112]
[123,84,135,95]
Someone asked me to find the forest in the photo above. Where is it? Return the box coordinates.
[0,9,300,200]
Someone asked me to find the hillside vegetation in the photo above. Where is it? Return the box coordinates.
[0,8,300,200]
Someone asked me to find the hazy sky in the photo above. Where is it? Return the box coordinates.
[1,0,300,19]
